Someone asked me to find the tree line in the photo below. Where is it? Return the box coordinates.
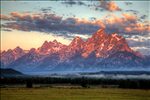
[1,77,150,89]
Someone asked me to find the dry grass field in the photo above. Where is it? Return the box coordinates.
[1,87,150,100]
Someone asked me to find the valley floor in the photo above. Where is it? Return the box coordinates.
[1,87,150,100]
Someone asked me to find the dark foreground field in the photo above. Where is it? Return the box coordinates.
[1,75,150,100]
[1,87,150,100]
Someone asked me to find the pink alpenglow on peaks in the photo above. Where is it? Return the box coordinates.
[1,29,147,72]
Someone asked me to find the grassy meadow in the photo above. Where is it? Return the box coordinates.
[1,87,150,100]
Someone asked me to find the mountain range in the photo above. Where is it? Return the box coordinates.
[1,29,150,73]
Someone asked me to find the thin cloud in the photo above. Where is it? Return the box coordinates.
[126,35,150,55]
[2,28,12,32]
[0,14,11,20]
[125,10,139,14]
[140,15,148,20]
[61,0,86,6]
[100,1,122,12]
[1,12,101,34]
[131,47,150,55]
[40,7,52,13]
[125,2,133,5]
[103,13,150,35]
[1,12,150,37]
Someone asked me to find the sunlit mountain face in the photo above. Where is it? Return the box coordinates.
[1,29,150,74]
[1,1,150,74]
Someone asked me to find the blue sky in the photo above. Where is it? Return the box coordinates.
[1,0,150,55]
[1,1,149,19]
